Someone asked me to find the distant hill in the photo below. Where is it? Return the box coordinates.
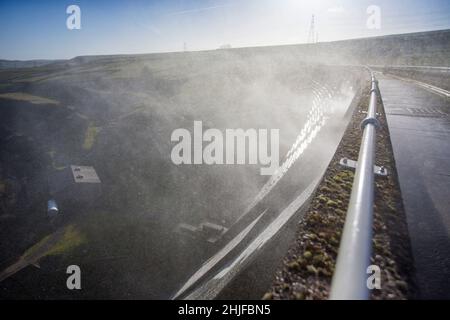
[67,29,450,68]
[220,29,450,67]
[311,29,450,66]
[0,59,64,69]
[2,29,449,70]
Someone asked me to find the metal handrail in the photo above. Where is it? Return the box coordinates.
[329,69,379,300]
[370,64,450,71]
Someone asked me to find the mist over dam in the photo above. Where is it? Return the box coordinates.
[1,25,449,299]
[1,0,450,305]
[0,43,365,298]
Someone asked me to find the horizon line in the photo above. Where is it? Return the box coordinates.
[2,27,449,62]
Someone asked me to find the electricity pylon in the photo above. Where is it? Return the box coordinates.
[307,15,317,44]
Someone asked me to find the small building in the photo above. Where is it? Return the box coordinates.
[48,165,101,213]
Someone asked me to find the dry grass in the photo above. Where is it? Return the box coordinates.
[0,92,60,105]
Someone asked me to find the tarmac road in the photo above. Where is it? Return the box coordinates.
[378,74,450,299]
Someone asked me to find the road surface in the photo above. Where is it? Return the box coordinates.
[378,74,450,299]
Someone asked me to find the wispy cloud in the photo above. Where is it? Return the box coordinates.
[166,4,232,17]
[132,22,162,36]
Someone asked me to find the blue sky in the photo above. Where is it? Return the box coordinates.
[0,0,449,60]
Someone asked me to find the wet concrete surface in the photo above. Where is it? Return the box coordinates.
[378,74,450,299]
